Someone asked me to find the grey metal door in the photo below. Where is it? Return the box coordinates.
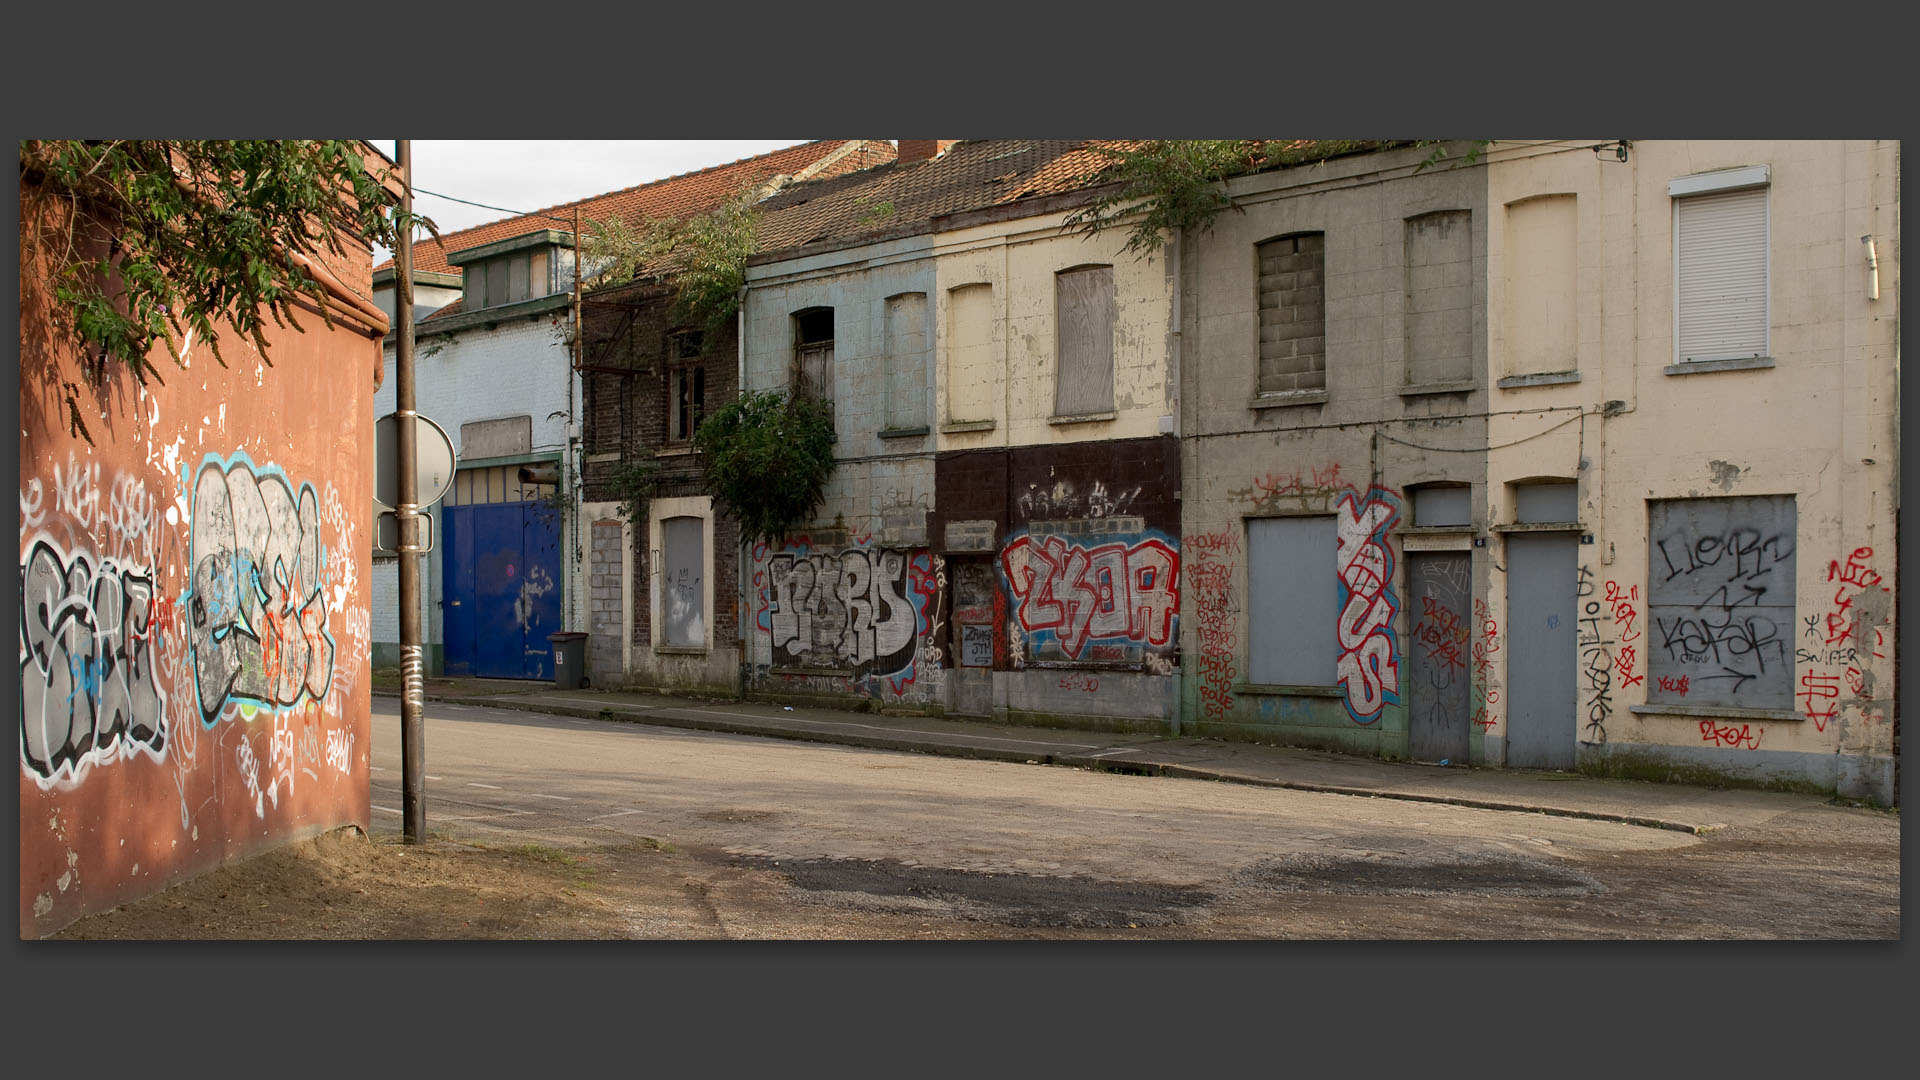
[946,557,994,717]
[1505,533,1578,769]
[1408,552,1471,763]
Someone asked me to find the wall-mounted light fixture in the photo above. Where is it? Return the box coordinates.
[1863,235,1880,301]
[1590,139,1631,163]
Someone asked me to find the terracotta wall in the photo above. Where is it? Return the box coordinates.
[18,176,386,937]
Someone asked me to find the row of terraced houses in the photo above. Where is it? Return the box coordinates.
[370,139,1900,807]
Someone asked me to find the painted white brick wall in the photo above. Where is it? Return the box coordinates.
[371,313,579,667]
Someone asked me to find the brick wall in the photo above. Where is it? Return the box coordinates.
[579,282,743,662]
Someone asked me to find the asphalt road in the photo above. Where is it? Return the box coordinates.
[368,697,1693,883]
[365,699,1898,937]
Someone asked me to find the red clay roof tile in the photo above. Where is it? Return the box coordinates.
[378,140,896,276]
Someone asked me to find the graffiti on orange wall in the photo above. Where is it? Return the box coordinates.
[18,539,169,783]
[184,452,336,726]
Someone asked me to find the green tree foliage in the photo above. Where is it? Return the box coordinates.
[19,139,430,442]
[692,389,836,543]
[1064,140,1402,259]
[581,185,762,336]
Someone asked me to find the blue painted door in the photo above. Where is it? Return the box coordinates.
[443,502,562,679]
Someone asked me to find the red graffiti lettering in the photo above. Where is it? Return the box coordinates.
[1001,536,1178,660]
[1699,719,1763,750]
[1334,488,1400,723]
[1657,674,1689,695]
[1799,670,1841,731]
[1185,534,1238,721]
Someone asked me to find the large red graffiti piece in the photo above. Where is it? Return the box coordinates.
[1334,488,1400,723]
[1185,530,1240,721]
[1000,535,1178,660]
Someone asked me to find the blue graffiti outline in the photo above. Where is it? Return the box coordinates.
[181,450,338,726]
[998,525,1182,663]
[1335,486,1401,725]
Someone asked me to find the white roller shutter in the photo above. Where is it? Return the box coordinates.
[1675,185,1769,363]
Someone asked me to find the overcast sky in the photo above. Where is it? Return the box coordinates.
[370,140,815,258]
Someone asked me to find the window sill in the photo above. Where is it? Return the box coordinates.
[1497,371,1582,389]
[940,419,997,434]
[1628,703,1802,722]
[1491,522,1585,534]
[877,426,930,439]
[654,644,708,656]
[1400,380,1478,397]
[585,451,620,463]
[1237,683,1345,698]
[1249,390,1328,410]
[1396,525,1474,535]
[1665,356,1774,376]
[1048,411,1116,426]
[654,445,696,458]
[770,666,853,678]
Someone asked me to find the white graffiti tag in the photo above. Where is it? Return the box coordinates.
[186,455,335,724]
[19,539,169,784]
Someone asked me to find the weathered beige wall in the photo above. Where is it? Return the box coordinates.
[19,178,383,936]
[1178,144,1490,756]
[932,214,1175,452]
[1484,139,1899,801]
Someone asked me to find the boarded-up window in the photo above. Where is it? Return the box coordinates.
[1646,496,1795,708]
[1247,516,1337,686]
[884,292,929,430]
[1054,265,1114,416]
[1412,485,1472,527]
[793,308,834,409]
[529,250,549,298]
[1405,210,1474,385]
[1503,195,1577,375]
[446,465,554,507]
[945,283,995,423]
[1257,233,1326,393]
[1515,481,1577,524]
[661,515,705,647]
[1675,186,1769,363]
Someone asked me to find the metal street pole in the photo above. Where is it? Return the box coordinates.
[395,139,426,843]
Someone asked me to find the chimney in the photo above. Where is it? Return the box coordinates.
[895,140,958,165]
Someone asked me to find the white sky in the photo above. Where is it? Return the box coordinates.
[370,140,815,259]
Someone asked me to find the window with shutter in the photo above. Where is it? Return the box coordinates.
[1673,178,1769,364]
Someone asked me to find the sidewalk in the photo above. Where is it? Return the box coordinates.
[373,677,1833,835]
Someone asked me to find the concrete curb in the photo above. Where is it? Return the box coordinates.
[375,688,1714,834]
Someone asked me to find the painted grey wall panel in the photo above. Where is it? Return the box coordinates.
[1412,486,1472,527]
[1506,532,1578,768]
[1408,552,1472,762]
[661,515,704,646]
[1646,495,1796,708]
[1247,516,1337,686]
[1515,481,1578,523]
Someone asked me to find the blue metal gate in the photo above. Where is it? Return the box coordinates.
[442,502,562,680]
